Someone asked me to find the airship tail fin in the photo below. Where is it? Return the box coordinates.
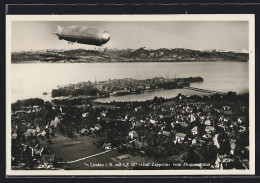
[55,25,63,34]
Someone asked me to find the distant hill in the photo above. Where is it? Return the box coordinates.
[11,48,249,63]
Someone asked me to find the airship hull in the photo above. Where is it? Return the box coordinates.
[55,25,110,46]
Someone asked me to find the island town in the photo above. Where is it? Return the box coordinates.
[51,76,204,98]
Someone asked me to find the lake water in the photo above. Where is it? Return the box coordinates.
[11,62,249,103]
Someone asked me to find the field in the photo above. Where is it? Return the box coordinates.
[40,134,125,170]
[39,134,160,170]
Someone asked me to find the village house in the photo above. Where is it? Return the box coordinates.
[205,126,215,134]
[24,128,37,137]
[32,105,40,112]
[223,110,233,115]
[200,115,206,121]
[27,123,32,128]
[103,143,112,150]
[39,154,56,169]
[161,107,167,112]
[192,138,198,145]
[159,114,164,119]
[204,119,211,126]
[239,126,247,133]
[48,127,53,134]
[89,127,95,133]
[100,111,108,117]
[189,114,196,122]
[39,129,46,137]
[135,107,142,112]
[202,134,212,139]
[34,144,44,156]
[237,117,246,124]
[215,154,234,170]
[12,132,18,139]
[219,115,228,122]
[170,107,175,111]
[162,130,171,137]
[175,133,186,143]
[132,121,142,128]
[179,122,188,128]
[223,106,231,111]
[82,112,89,118]
[186,107,193,113]
[36,125,41,133]
[129,130,138,139]
[218,122,226,129]
[150,119,156,124]
[95,124,102,131]
[50,116,60,127]
[171,122,175,128]
[199,139,206,145]
[129,117,137,122]
[230,139,236,155]
[191,126,198,135]
[79,128,88,136]
[230,121,238,128]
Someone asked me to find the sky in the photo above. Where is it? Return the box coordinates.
[11,21,249,52]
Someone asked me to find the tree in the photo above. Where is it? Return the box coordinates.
[236,132,249,150]
[186,147,201,163]
[203,145,218,163]
[218,139,231,155]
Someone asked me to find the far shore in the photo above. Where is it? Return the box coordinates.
[11,59,248,64]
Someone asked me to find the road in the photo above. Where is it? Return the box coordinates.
[59,149,111,164]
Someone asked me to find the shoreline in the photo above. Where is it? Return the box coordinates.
[12,89,250,104]
[11,60,248,64]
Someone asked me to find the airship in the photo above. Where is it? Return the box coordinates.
[54,25,110,46]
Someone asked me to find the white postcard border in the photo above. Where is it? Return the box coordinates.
[6,14,255,176]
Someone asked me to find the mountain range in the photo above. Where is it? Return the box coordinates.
[11,47,249,63]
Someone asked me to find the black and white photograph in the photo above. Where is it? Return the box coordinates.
[6,15,255,175]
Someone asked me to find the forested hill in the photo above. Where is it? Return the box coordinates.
[11,48,249,63]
